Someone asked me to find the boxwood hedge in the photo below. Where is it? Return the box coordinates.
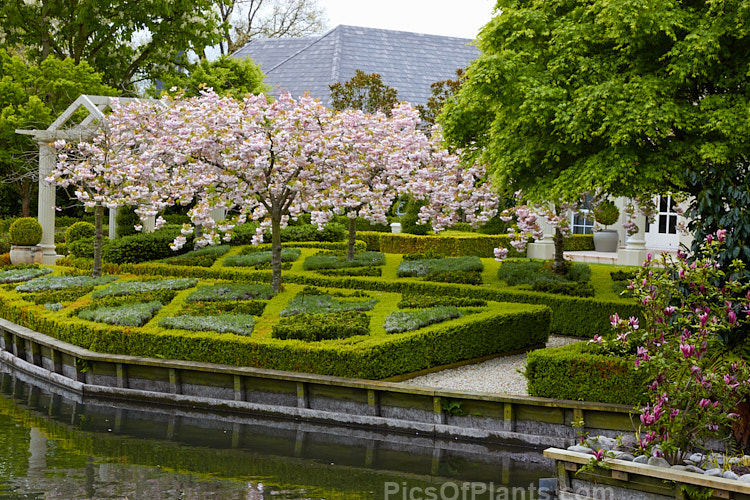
[0,289,551,380]
[525,342,647,406]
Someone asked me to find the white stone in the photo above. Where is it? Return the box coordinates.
[567,445,594,454]
[647,456,671,468]
[723,470,739,480]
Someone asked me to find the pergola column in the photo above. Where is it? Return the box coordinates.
[37,141,58,265]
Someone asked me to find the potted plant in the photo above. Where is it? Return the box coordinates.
[592,199,620,252]
[9,217,43,264]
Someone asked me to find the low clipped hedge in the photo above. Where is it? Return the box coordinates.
[359,232,595,256]
[525,342,648,406]
[272,310,371,341]
[562,234,595,251]
[358,232,522,258]
[0,289,551,379]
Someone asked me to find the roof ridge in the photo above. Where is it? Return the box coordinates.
[330,26,343,83]
[264,25,341,74]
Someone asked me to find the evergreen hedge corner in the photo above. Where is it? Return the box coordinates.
[525,342,648,406]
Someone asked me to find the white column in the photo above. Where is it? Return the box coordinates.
[526,218,554,260]
[37,141,58,265]
[617,209,648,266]
[142,215,156,233]
[210,207,226,222]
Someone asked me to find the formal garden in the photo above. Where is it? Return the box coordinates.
[0,81,749,492]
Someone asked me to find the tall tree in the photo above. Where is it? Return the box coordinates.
[416,68,465,127]
[216,0,328,56]
[50,99,168,277]
[0,49,116,216]
[0,0,227,91]
[150,56,268,99]
[312,104,426,260]
[329,70,399,116]
[440,0,750,266]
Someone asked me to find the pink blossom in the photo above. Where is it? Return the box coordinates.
[680,344,695,358]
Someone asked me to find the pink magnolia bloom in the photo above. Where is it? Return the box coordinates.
[680,344,695,358]
[717,229,727,242]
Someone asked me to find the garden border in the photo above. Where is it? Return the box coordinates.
[0,315,636,449]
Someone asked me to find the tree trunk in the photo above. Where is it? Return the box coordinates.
[92,204,104,278]
[270,208,283,294]
[552,227,566,274]
[347,217,357,261]
[21,188,30,217]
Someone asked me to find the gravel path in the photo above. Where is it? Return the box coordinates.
[398,336,583,396]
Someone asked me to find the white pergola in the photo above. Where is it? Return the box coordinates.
[15,95,143,264]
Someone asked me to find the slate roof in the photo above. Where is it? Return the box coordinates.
[232,25,480,107]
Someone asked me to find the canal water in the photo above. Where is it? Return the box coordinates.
[0,362,555,499]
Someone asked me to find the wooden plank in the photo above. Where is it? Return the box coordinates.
[544,448,750,494]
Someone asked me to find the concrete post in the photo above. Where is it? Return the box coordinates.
[617,209,648,266]
[37,141,58,265]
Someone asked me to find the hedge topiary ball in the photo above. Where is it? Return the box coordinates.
[593,200,620,227]
[9,217,43,246]
[65,221,96,244]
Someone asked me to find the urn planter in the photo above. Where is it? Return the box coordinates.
[9,245,43,265]
[593,229,619,253]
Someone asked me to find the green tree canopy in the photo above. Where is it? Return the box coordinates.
[0,49,117,215]
[150,56,267,99]
[416,68,465,127]
[329,70,399,115]
[441,0,750,202]
[0,0,227,91]
[440,0,750,266]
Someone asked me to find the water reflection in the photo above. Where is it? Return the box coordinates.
[0,362,554,499]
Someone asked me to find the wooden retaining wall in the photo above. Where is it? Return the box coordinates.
[546,448,750,500]
[0,316,636,448]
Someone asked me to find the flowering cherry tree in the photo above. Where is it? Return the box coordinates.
[408,129,498,236]
[50,99,169,277]
[494,194,577,272]
[133,90,335,293]
[310,104,424,260]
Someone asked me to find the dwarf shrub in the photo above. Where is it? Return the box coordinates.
[384,306,463,334]
[65,222,96,244]
[160,313,256,336]
[9,218,42,246]
[186,283,275,302]
[272,311,370,341]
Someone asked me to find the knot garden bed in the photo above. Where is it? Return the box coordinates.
[0,245,562,379]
